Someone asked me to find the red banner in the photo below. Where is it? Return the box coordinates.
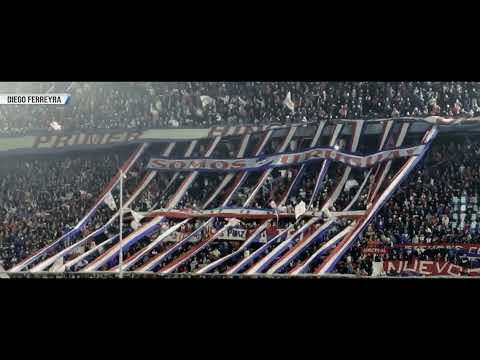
[384,260,468,276]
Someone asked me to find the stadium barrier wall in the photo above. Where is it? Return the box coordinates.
[1,116,478,156]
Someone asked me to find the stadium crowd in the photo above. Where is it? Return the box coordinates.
[334,135,480,276]
[2,82,480,276]
[2,124,479,277]
[0,146,146,270]
[0,137,238,270]
[1,82,480,136]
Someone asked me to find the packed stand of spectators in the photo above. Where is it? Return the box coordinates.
[0,136,244,270]
[4,82,480,276]
[0,144,161,270]
[0,124,441,274]
[174,174,224,210]
[2,82,480,136]
[283,217,352,274]
[177,239,242,273]
[0,150,122,269]
[150,218,227,272]
[335,135,480,276]
[174,220,282,274]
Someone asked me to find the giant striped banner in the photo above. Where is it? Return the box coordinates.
[80,137,222,272]
[315,125,439,274]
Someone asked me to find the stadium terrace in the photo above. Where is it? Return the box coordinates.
[2,82,480,279]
